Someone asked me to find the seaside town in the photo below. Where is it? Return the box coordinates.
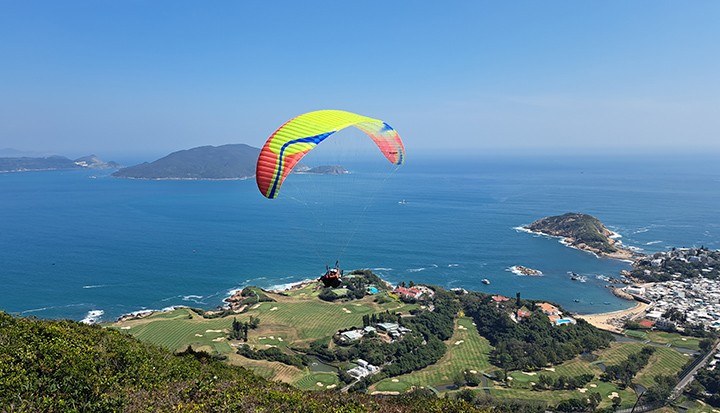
[595,247,720,333]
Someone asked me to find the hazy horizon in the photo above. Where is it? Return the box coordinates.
[1,2,719,158]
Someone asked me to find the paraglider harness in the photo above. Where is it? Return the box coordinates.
[319,261,343,288]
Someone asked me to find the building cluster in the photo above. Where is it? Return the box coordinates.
[338,322,412,344]
[492,295,576,326]
[640,277,720,331]
[347,358,380,379]
[634,247,720,279]
[392,285,435,301]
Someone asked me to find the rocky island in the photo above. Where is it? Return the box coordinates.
[113,143,348,180]
[524,212,636,260]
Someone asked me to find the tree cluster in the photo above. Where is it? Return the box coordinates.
[236,345,308,369]
[695,367,720,407]
[554,392,601,412]
[461,292,612,371]
[228,316,259,341]
[534,373,593,390]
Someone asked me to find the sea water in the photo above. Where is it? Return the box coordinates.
[1,154,718,323]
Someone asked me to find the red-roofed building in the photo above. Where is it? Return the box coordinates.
[517,308,532,319]
[537,302,560,316]
[491,295,510,303]
[393,286,423,300]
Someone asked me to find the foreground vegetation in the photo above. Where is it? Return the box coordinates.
[1,311,493,412]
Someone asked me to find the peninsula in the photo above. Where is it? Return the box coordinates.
[524,213,635,260]
[0,154,118,173]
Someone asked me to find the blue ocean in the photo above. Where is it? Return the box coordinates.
[1,154,719,323]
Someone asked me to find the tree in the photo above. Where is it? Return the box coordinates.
[611,395,621,410]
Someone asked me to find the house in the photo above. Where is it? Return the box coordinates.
[517,308,532,320]
[377,322,400,332]
[537,302,560,316]
[339,330,364,343]
[626,285,646,296]
[363,326,377,334]
[491,295,510,303]
[393,286,423,300]
[347,366,370,379]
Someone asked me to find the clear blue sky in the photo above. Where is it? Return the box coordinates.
[1,1,718,159]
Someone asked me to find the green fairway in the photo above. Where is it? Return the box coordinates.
[634,346,690,388]
[294,372,340,391]
[373,317,493,392]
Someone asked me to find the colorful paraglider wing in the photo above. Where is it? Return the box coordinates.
[256,110,404,199]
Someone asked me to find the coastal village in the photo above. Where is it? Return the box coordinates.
[594,247,720,333]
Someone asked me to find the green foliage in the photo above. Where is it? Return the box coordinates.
[644,374,676,403]
[461,292,613,371]
[236,344,308,368]
[0,311,495,413]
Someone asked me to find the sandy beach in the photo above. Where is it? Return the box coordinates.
[577,301,650,333]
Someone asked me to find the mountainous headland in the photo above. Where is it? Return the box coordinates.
[0,154,118,173]
[113,143,347,180]
[523,213,636,260]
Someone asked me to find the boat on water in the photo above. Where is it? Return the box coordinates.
[573,299,580,303]
[398,199,408,205]
[481,278,490,285]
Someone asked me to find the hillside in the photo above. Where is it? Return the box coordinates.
[0,155,117,173]
[525,213,633,259]
[113,144,260,180]
[0,311,488,412]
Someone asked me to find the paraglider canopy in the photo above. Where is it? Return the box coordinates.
[256,110,405,199]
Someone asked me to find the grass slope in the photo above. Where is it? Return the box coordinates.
[0,311,491,413]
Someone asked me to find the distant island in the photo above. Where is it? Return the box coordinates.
[294,165,348,175]
[524,213,635,260]
[113,144,347,180]
[0,154,118,173]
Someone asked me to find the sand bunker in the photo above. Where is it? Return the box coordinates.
[316,382,324,387]
[120,326,131,330]
[469,370,477,374]
[326,384,337,389]
[251,303,262,309]
[194,334,203,337]
[589,384,597,388]
[543,367,556,372]
[205,329,223,333]
[454,340,464,345]
[608,392,619,399]
[212,337,225,342]
[392,379,399,382]
[578,388,587,393]
[522,372,537,376]
[343,308,351,313]
[458,325,467,330]
[270,307,278,311]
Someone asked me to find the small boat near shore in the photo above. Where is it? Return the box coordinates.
[481,278,490,285]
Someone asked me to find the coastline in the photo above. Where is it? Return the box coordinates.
[576,301,650,333]
[514,225,638,261]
